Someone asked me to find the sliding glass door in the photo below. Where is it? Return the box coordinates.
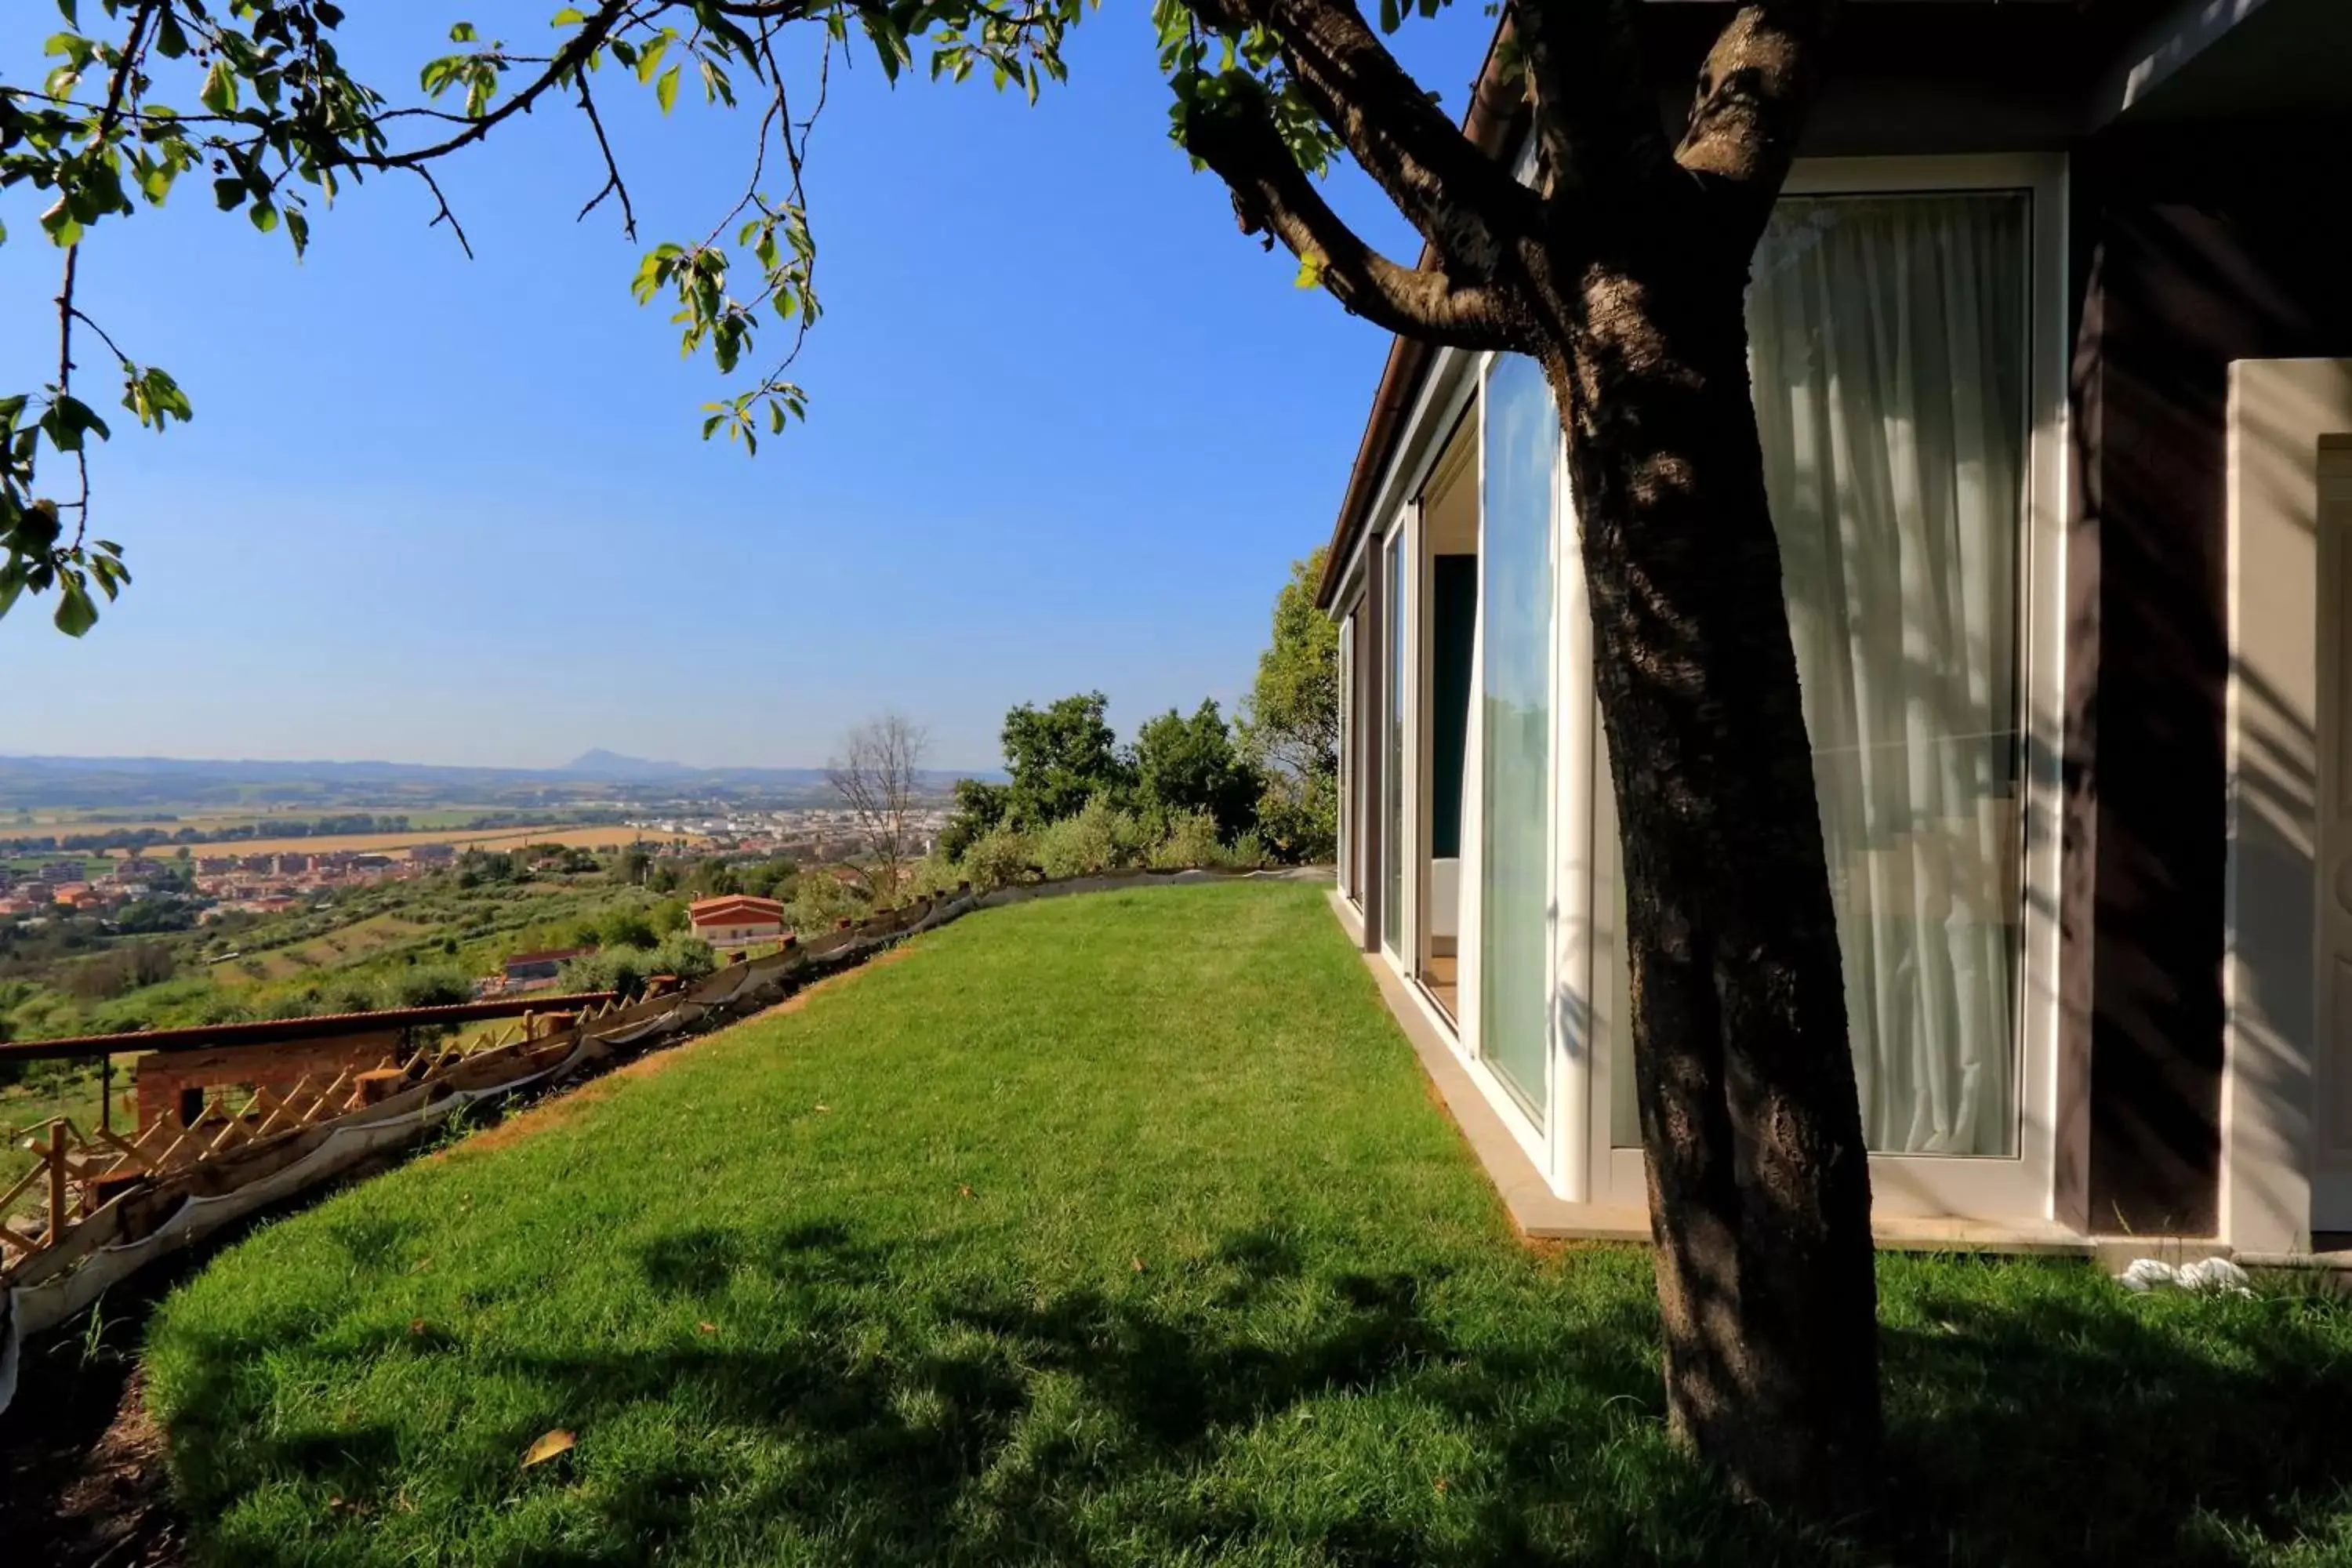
[1382,529,1406,957]
[1749,189,2030,1160]
[1479,355,1558,1122]
[1338,613,1356,904]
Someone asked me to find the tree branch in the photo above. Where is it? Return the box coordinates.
[1675,0,1842,234]
[1186,0,1532,278]
[1187,74,1524,353]
[1509,0,1669,204]
[574,74,637,241]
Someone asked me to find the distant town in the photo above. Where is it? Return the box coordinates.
[0,804,953,924]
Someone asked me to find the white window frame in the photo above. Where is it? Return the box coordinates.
[1573,152,2075,1222]
[1338,612,1357,906]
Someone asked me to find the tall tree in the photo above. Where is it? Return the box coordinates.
[4,0,1875,1508]
[1000,691,1132,827]
[1241,546,1339,862]
[1132,698,1258,840]
[826,711,929,907]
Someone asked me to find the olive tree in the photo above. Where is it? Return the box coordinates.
[2,0,1875,1509]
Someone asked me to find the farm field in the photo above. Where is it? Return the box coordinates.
[12,805,552,836]
[99,825,701,861]
[212,911,442,985]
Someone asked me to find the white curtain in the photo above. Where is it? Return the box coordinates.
[1748,192,2028,1157]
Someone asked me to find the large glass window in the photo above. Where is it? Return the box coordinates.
[1480,355,1557,1122]
[1382,531,1406,956]
[1748,191,2030,1156]
[1338,612,1356,903]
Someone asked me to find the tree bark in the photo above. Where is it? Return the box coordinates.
[1174,0,1878,1515]
[1530,231,1882,1515]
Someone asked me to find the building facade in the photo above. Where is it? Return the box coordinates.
[1324,0,2352,1254]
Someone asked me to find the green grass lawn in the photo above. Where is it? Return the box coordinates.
[144,881,2352,1566]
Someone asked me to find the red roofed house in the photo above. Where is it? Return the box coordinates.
[688,895,786,949]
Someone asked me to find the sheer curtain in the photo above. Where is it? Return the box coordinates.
[1748,192,2029,1157]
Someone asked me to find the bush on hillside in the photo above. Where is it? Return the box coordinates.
[1035,797,1127,880]
[649,935,717,984]
[957,822,1036,893]
[1254,771,1337,866]
[387,966,473,1010]
[60,942,178,1001]
[598,909,658,950]
[323,980,381,1015]
[784,873,860,935]
[557,935,716,1000]
[1148,808,1224,871]
[1220,829,1271,870]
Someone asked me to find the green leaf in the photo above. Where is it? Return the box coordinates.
[200,59,237,114]
[550,6,588,23]
[1295,253,1324,290]
[250,201,279,235]
[38,198,82,249]
[450,20,478,42]
[656,63,681,114]
[634,34,669,83]
[155,11,189,58]
[285,209,310,256]
[53,579,96,637]
[213,179,247,212]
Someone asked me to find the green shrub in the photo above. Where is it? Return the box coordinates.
[323,981,381,1015]
[1218,830,1271,870]
[559,936,713,1000]
[906,853,964,900]
[1036,796,1124,880]
[785,872,859,935]
[957,822,1036,893]
[599,909,658,949]
[387,966,473,1009]
[1254,771,1337,865]
[648,935,716,984]
[1149,808,1224,870]
[557,949,632,997]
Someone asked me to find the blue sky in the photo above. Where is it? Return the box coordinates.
[0,3,1490,772]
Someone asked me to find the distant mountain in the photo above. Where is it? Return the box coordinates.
[555,750,709,782]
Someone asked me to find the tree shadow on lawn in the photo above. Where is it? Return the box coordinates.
[157,1225,2352,1568]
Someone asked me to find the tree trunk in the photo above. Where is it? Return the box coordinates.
[1534,245,1882,1515]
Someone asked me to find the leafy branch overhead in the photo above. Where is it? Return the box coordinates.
[3,0,1806,637]
[0,0,1088,632]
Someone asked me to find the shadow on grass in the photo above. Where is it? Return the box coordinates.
[154,1225,2352,1567]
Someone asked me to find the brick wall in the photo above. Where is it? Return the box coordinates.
[133,1029,407,1132]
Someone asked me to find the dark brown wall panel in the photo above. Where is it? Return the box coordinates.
[2077,127,2352,1233]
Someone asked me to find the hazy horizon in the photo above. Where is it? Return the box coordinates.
[0,746,1004,778]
